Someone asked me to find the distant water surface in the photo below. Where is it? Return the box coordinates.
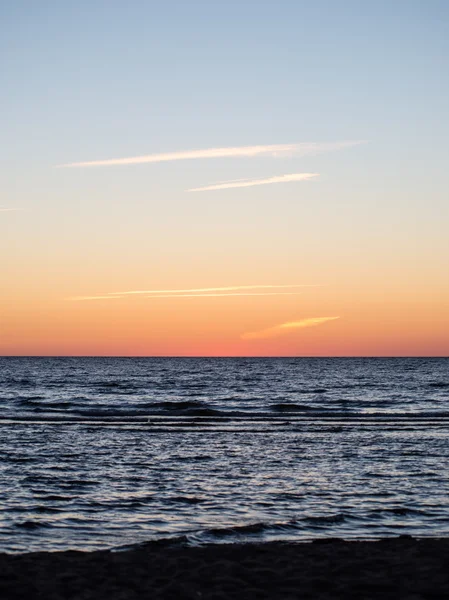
[0,357,448,552]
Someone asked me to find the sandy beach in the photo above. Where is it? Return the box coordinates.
[1,537,448,599]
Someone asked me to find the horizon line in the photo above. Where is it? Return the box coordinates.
[0,355,446,359]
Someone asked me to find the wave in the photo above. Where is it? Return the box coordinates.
[92,381,145,394]
[15,520,52,530]
[190,514,348,542]
[16,400,73,410]
[147,400,222,416]
[304,513,348,525]
[368,507,427,517]
[167,496,205,505]
[86,495,156,509]
[156,400,208,410]
[25,399,223,418]
[117,507,429,550]
[270,403,316,412]
[203,519,300,539]
[33,494,73,502]
[1,377,36,388]
[3,401,449,422]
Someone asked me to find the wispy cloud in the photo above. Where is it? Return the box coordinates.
[0,207,22,212]
[241,317,340,340]
[70,295,125,301]
[69,284,320,301]
[57,141,364,168]
[143,292,302,299]
[109,284,318,296]
[188,172,317,192]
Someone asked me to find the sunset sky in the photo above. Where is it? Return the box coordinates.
[1,0,448,356]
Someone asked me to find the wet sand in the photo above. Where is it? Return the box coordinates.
[1,537,448,599]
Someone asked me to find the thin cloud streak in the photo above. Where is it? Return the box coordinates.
[142,292,302,298]
[0,207,22,212]
[71,296,126,301]
[241,317,340,340]
[108,284,319,296]
[188,173,318,192]
[57,141,364,168]
[69,284,320,301]
[71,292,303,301]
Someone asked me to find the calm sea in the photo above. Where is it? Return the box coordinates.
[0,357,448,553]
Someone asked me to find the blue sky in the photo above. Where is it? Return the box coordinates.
[3,0,448,164]
[3,1,447,243]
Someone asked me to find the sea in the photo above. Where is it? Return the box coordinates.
[0,357,448,553]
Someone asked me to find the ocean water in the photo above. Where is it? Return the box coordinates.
[0,357,448,553]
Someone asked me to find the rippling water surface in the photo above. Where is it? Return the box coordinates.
[1,357,448,552]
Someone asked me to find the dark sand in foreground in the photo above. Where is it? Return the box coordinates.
[1,537,449,599]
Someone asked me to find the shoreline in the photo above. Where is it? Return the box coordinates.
[1,536,449,599]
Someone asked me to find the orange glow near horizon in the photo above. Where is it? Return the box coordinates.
[1,277,448,356]
[2,140,448,358]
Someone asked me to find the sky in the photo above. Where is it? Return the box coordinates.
[1,0,448,356]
